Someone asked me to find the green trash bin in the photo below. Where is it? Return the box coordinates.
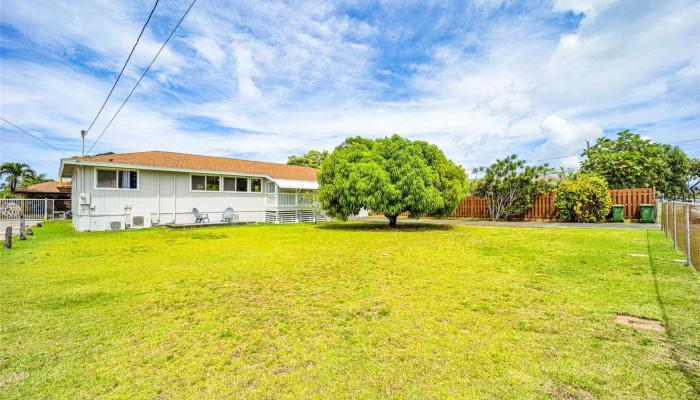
[640,204,655,223]
[612,205,624,222]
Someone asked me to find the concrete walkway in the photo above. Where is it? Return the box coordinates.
[0,220,41,235]
[350,216,661,230]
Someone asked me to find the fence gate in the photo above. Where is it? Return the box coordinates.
[0,199,56,221]
[660,200,699,271]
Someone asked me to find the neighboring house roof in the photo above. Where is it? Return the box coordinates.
[16,180,72,194]
[60,150,319,186]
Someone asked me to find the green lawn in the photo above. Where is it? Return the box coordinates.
[1,221,699,399]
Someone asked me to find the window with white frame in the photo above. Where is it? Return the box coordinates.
[251,178,262,192]
[223,177,236,192]
[223,177,251,192]
[191,175,220,191]
[96,169,137,189]
[236,177,248,192]
[206,176,220,191]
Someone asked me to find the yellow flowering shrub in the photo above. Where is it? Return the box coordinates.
[555,174,612,222]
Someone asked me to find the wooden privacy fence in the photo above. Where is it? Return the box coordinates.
[450,187,655,220]
[382,188,655,221]
[609,188,655,220]
[453,196,489,218]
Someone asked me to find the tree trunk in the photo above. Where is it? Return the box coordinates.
[387,215,398,227]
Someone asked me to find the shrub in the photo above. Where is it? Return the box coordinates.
[472,155,552,221]
[555,174,611,222]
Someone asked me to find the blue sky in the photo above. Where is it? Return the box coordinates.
[1,0,699,178]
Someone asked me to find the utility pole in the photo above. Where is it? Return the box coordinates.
[81,130,87,156]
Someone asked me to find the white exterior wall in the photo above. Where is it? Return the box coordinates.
[71,166,274,231]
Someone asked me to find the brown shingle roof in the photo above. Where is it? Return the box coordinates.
[70,151,318,181]
[16,180,71,194]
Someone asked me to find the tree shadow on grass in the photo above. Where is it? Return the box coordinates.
[316,222,453,232]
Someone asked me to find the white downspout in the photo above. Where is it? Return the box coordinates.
[156,171,161,225]
[173,172,177,224]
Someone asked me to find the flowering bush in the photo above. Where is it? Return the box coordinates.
[555,174,611,222]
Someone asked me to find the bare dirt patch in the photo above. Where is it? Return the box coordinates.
[615,314,664,332]
[548,384,596,400]
[0,371,29,386]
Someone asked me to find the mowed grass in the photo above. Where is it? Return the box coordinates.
[1,221,699,399]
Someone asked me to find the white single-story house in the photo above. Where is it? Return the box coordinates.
[59,151,324,231]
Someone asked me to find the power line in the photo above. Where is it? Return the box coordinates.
[528,154,579,163]
[525,137,700,164]
[87,0,197,154]
[84,0,160,136]
[0,116,65,154]
[669,138,700,145]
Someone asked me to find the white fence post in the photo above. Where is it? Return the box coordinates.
[686,204,692,267]
[44,198,48,220]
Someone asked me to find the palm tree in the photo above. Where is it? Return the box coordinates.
[21,171,49,187]
[0,162,36,194]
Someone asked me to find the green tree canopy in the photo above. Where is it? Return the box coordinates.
[287,150,329,169]
[472,155,552,221]
[20,171,49,188]
[580,130,691,198]
[318,135,467,226]
[0,162,36,194]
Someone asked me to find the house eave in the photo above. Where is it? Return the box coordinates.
[59,158,318,188]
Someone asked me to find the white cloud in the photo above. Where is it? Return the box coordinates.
[533,115,602,167]
[232,45,262,101]
[1,0,699,179]
[192,36,227,67]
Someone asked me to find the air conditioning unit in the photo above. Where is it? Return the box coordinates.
[132,216,144,227]
[110,221,121,230]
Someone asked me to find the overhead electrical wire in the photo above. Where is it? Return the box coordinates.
[86,0,198,154]
[84,0,160,135]
[0,116,66,154]
[524,137,700,164]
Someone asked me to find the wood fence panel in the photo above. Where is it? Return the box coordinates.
[609,188,655,220]
[376,188,654,221]
[449,187,654,221]
[523,192,557,220]
[453,196,489,218]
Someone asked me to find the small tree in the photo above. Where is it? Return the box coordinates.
[472,155,551,221]
[580,130,691,198]
[318,135,467,227]
[555,174,611,222]
[287,150,329,169]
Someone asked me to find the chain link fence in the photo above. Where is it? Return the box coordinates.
[660,200,699,270]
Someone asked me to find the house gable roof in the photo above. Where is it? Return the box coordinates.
[16,180,71,194]
[61,151,319,182]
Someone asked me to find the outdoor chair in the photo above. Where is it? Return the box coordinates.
[221,207,235,223]
[193,208,209,223]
